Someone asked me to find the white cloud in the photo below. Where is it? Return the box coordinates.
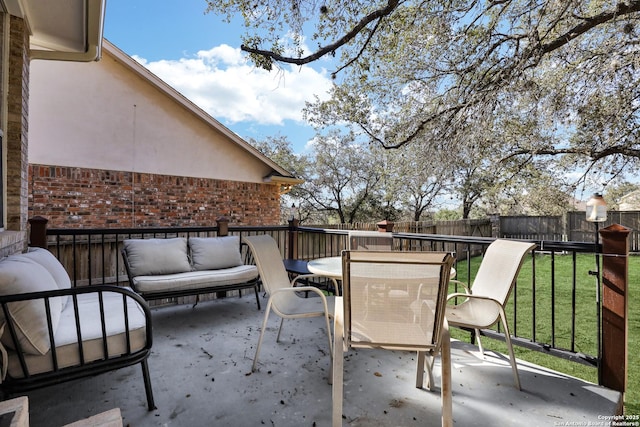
[133,44,333,126]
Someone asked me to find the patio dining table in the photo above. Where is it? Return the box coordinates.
[307,256,343,280]
[307,255,456,281]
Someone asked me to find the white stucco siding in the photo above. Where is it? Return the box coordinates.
[29,51,275,184]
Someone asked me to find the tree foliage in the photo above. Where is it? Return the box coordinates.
[604,181,640,209]
[207,0,640,192]
[299,131,387,223]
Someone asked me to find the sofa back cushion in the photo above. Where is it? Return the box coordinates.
[21,248,71,291]
[189,236,243,271]
[124,238,191,277]
[0,257,62,355]
[22,247,72,308]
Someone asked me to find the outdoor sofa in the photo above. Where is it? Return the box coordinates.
[0,247,155,410]
[121,236,261,308]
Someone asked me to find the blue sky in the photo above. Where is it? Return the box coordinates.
[104,0,334,153]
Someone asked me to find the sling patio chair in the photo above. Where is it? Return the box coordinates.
[243,234,337,373]
[333,250,455,427]
[445,239,536,390]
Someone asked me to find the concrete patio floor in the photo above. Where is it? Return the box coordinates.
[22,295,621,426]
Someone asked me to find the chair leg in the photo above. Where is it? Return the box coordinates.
[253,284,261,310]
[332,313,344,426]
[276,317,285,342]
[415,351,425,388]
[441,321,453,427]
[475,328,484,355]
[499,309,521,390]
[415,351,435,391]
[324,313,334,363]
[330,278,340,296]
[141,359,156,411]
[253,298,274,372]
[425,352,435,391]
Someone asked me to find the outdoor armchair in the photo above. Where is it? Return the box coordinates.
[242,235,336,373]
[445,239,536,390]
[333,250,455,427]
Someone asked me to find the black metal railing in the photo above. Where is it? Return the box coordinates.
[289,227,602,366]
[40,223,620,385]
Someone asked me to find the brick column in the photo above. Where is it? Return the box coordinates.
[6,16,29,233]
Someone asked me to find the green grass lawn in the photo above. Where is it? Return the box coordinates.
[449,253,639,414]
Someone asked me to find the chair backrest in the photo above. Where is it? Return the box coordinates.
[242,235,291,295]
[470,239,536,304]
[342,250,454,351]
[348,230,393,251]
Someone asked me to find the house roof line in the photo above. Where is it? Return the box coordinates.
[102,39,298,182]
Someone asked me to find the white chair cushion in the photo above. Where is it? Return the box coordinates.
[189,236,243,271]
[0,257,62,355]
[6,290,148,378]
[124,238,191,277]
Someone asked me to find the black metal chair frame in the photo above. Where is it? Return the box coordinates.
[0,285,155,410]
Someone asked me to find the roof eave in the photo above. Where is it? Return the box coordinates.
[5,0,106,62]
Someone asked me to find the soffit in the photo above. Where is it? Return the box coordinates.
[2,0,105,61]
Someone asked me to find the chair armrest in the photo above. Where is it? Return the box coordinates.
[291,274,340,296]
[270,286,332,316]
[272,285,328,300]
[446,292,500,305]
[0,283,146,299]
[449,280,471,294]
[0,285,153,374]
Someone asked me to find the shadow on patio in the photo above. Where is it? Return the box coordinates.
[23,295,621,426]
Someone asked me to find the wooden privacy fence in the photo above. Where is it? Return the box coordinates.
[316,212,640,252]
[318,219,493,237]
[501,210,640,252]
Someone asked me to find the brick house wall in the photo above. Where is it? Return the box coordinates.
[29,164,281,228]
[28,42,296,231]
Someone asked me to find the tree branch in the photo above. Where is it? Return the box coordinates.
[540,0,640,55]
[503,145,640,162]
[241,0,400,66]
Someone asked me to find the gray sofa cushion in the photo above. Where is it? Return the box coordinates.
[124,238,191,277]
[189,236,243,271]
[0,257,62,355]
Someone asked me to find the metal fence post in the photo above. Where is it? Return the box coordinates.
[288,218,299,259]
[376,219,394,233]
[599,223,630,394]
[28,216,49,248]
[216,216,229,237]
